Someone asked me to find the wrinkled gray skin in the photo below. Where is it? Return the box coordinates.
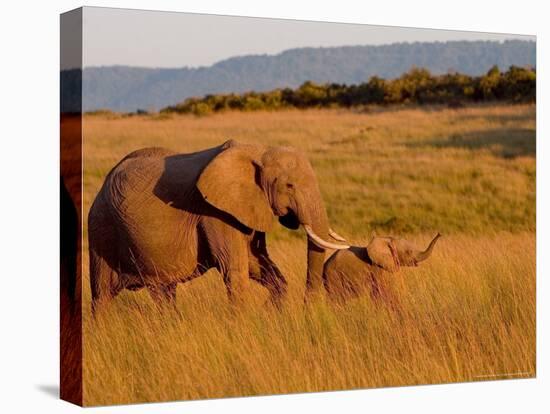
[323,234,441,304]
[88,140,348,311]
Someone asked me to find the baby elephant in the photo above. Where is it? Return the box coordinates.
[323,233,441,305]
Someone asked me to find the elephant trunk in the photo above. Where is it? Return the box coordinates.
[294,187,347,296]
[306,205,330,295]
[415,233,441,263]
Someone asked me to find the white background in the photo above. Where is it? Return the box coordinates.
[0,0,547,412]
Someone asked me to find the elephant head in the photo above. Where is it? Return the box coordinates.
[367,233,441,272]
[197,140,349,295]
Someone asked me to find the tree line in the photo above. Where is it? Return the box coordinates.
[161,65,535,116]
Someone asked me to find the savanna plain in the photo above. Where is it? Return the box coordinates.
[82,104,535,405]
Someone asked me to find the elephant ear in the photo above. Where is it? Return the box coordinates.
[366,237,400,273]
[197,143,274,232]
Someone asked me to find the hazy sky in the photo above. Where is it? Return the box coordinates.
[81,6,535,69]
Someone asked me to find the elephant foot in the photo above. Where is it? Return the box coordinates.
[262,293,286,312]
[147,283,178,313]
[304,287,327,306]
[269,296,285,311]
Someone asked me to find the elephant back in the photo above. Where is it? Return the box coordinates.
[324,247,372,301]
[105,153,168,220]
[95,147,203,278]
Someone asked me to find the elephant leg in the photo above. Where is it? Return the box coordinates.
[222,265,251,307]
[148,282,178,310]
[90,249,121,314]
[249,233,287,308]
[220,246,253,305]
[200,217,251,306]
[369,273,401,312]
[250,258,287,309]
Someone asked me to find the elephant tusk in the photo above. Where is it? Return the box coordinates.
[328,228,347,242]
[304,225,350,250]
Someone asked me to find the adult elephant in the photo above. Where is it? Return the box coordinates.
[88,140,348,311]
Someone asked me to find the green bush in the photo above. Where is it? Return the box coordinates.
[161,66,536,115]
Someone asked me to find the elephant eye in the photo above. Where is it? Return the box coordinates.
[286,183,294,189]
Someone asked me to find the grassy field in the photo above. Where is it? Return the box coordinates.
[81,104,535,405]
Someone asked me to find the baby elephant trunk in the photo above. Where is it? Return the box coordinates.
[414,233,441,263]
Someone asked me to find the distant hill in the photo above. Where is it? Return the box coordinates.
[66,40,535,112]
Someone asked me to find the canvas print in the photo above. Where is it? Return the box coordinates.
[60,6,536,406]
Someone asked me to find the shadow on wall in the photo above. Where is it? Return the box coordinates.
[36,384,59,399]
[406,127,535,159]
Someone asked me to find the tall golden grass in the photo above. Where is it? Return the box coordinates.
[81,104,535,406]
